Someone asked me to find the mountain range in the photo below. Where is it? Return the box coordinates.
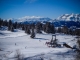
[8,16,52,23]
[7,13,80,28]
[8,13,80,22]
[57,13,80,21]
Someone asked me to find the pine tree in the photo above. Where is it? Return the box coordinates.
[11,26,14,32]
[8,20,12,31]
[45,22,51,33]
[2,20,8,26]
[0,18,3,27]
[68,29,73,35]
[42,24,46,32]
[50,24,55,33]
[62,26,68,34]
[36,22,42,33]
[22,25,25,30]
[13,22,17,29]
[25,26,31,34]
[31,23,35,29]
[45,22,55,33]
[58,27,62,33]
[30,28,35,38]
[0,18,2,27]
[75,29,80,36]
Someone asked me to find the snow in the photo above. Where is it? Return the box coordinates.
[0,29,26,38]
[7,16,52,23]
[0,29,78,60]
[5,13,80,25]
[57,13,80,21]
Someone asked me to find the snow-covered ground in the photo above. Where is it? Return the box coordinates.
[0,29,78,60]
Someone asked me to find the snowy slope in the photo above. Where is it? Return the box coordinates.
[0,29,78,60]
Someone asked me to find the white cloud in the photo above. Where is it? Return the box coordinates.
[25,0,37,3]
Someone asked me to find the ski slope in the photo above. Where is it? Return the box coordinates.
[0,29,77,60]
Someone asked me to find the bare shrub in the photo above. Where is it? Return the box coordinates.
[15,49,24,60]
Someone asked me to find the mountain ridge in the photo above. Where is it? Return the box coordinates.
[7,16,52,22]
[7,13,80,23]
[57,13,80,21]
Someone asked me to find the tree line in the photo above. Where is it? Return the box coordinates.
[0,18,55,38]
[56,26,80,36]
[0,18,80,38]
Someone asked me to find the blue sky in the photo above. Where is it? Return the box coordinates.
[0,0,80,19]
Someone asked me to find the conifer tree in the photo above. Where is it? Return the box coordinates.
[25,26,31,34]
[11,26,14,32]
[8,20,12,31]
[13,22,17,29]
[36,22,42,33]
[0,18,3,27]
[30,28,35,38]
[58,27,62,33]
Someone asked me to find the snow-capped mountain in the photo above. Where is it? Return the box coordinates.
[54,13,80,27]
[8,16,52,22]
[7,14,80,27]
[8,14,80,23]
[57,13,80,21]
